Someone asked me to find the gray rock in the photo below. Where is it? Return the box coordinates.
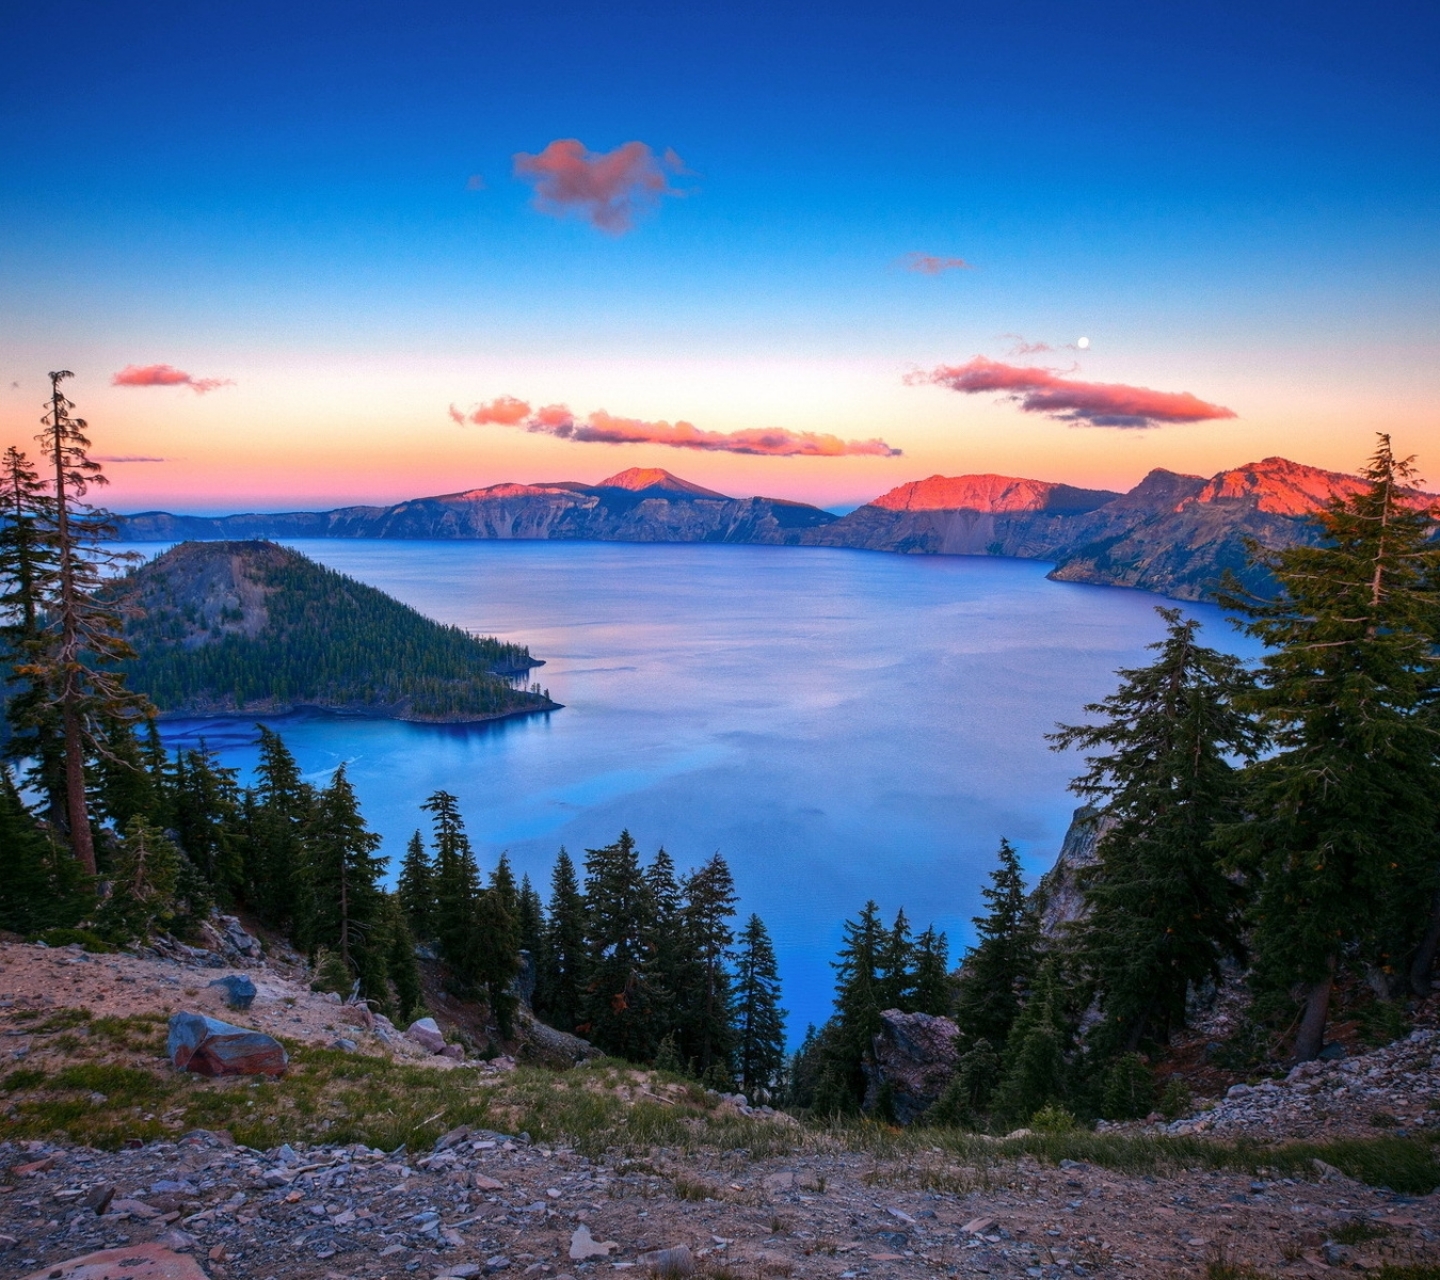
[206,975,257,1011]
[407,1017,448,1054]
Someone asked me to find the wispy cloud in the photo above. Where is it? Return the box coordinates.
[902,253,974,275]
[908,356,1236,429]
[112,364,233,395]
[94,455,166,463]
[450,399,900,457]
[513,139,686,233]
[1001,334,1055,355]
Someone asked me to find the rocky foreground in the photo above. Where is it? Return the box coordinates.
[3,937,1440,1280]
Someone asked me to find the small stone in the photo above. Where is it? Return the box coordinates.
[206,975,257,1011]
[961,1218,996,1236]
[83,1184,116,1215]
[472,1174,504,1191]
[407,1018,448,1054]
[486,1256,511,1272]
[569,1225,618,1261]
[638,1246,694,1277]
[12,1156,57,1177]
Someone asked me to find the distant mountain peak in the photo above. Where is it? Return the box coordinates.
[1186,456,1373,516]
[596,468,730,499]
[869,473,1120,515]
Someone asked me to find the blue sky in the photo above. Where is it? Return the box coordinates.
[1,0,1437,510]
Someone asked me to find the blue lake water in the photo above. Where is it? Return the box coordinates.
[117,540,1261,1037]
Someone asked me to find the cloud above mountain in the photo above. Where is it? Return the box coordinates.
[902,253,973,275]
[449,399,900,457]
[909,357,1235,428]
[513,139,686,233]
[112,364,233,395]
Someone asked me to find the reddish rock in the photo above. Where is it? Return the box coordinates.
[12,1154,57,1176]
[17,1243,209,1280]
[167,1012,287,1076]
[863,1009,961,1123]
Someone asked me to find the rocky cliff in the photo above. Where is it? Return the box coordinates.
[119,468,838,547]
[117,457,1437,604]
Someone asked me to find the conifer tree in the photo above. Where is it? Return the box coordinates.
[734,913,787,1097]
[0,445,64,823]
[952,839,1039,1053]
[301,765,389,998]
[912,926,952,1016]
[538,847,587,1031]
[479,853,522,1034]
[423,790,485,991]
[517,872,545,987]
[0,769,88,933]
[383,892,425,1021]
[95,817,208,945]
[1219,436,1440,1059]
[170,745,244,899]
[680,853,739,1081]
[21,372,149,874]
[1050,608,1263,1054]
[94,718,162,834]
[397,830,436,940]
[581,830,659,1060]
[812,900,887,1114]
[990,959,1071,1124]
[244,726,313,929]
[643,847,684,1045]
[877,907,916,1012]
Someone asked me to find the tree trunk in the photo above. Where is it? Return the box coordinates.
[63,704,96,877]
[1410,887,1440,996]
[1292,956,1336,1064]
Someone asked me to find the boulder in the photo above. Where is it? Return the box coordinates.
[17,1243,209,1280]
[207,974,257,1011]
[407,1016,448,1054]
[167,1012,288,1076]
[863,1009,961,1123]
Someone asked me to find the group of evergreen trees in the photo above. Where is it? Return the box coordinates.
[396,823,788,1093]
[794,436,1440,1128]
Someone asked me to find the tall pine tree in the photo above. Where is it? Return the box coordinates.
[537,847,587,1032]
[812,900,887,1114]
[397,830,436,940]
[581,830,659,1061]
[952,839,1039,1054]
[679,853,739,1082]
[1050,609,1263,1054]
[1219,436,1440,1059]
[734,913,787,1098]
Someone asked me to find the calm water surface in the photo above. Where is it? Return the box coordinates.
[120,540,1260,1034]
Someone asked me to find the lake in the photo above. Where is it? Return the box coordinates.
[120,539,1262,1037]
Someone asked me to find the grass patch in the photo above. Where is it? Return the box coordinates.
[1330,1219,1390,1245]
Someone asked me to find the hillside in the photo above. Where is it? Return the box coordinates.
[115,457,1439,603]
[111,540,557,722]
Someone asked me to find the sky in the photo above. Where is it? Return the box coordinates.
[1,0,1438,514]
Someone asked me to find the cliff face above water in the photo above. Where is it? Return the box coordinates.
[110,540,556,722]
[117,457,1437,604]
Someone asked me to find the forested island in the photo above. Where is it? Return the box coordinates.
[110,540,558,722]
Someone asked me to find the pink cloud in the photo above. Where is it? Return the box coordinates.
[512,139,685,233]
[449,399,900,457]
[909,356,1236,429]
[903,253,974,275]
[93,455,166,463]
[112,364,233,395]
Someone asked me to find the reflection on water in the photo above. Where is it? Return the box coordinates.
[121,539,1261,1036]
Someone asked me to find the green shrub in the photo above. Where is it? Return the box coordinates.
[1029,1103,1079,1134]
[1101,1053,1154,1120]
[1159,1077,1193,1120]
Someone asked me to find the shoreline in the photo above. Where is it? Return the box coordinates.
[153,696,563,727]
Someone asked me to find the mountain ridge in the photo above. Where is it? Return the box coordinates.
[116,456,1437,603]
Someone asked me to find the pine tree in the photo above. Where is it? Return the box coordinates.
[94,717,163,834]
[952,839,1039,1054]
[383,892,424,1020]
[813,900,887,1114]
[170,745,244,899]
[538,847,587,1032]
[581,830,659,1061]
[397,830,436,940]
[479,853,522,1035]
[990,960,1071,1124]
[643,847,684,1049]
[423,790,485,992]
[912,926,952,1015]
[1218,436,1440,1059]
[877,908,916,1012]
[0,769,88,934]
[679,853,739,1081]
[1050,608,1263,1054]
[517,871,545,997]
[95,817,208,945]
[244,725,313,930]
[0,445,64,824]
[300,765,389,999]
[733,913,787,1097]
[21,372,150,874]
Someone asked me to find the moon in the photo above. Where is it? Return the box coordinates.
[1076,336,1090,349]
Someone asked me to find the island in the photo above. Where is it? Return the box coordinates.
[110,540,559,723]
